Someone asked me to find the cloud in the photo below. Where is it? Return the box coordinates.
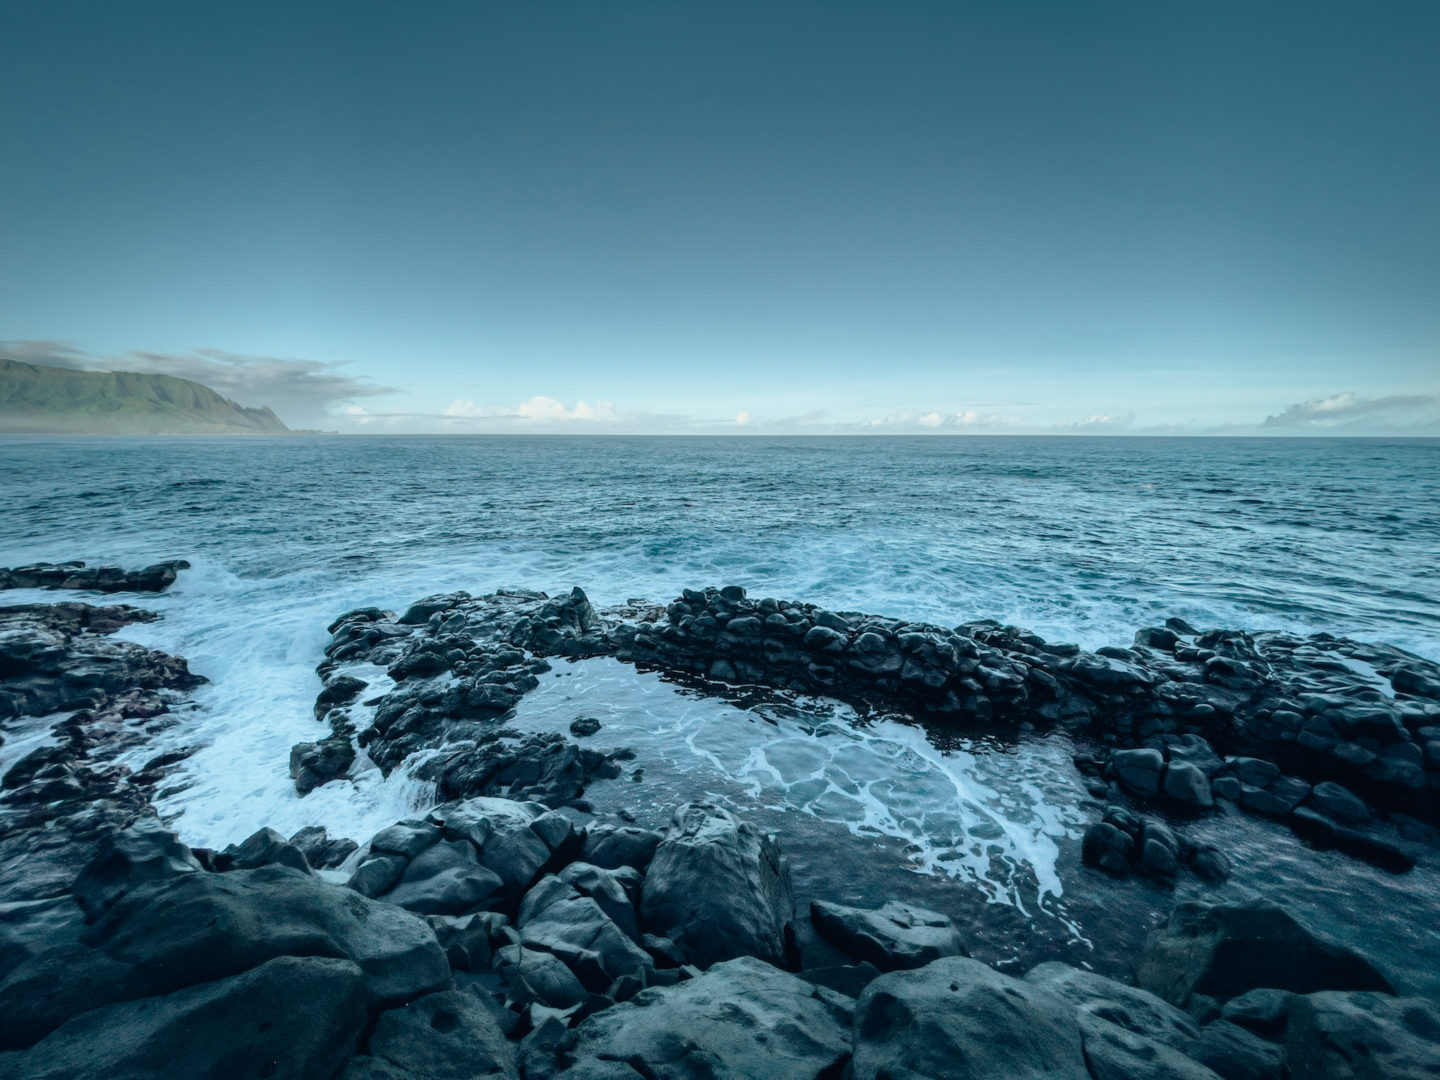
[442,396,618,423]
[1,340,395,428]
[1262,391,1436,429]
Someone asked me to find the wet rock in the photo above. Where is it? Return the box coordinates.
[548,956,851,1080]
[1114,748,1165,795]
[0,559,190,594]
[567,716,600,737]
[1137,900,1395,1012]
[1287,808,1418,873]
[315,674,368,718]
[1219,988,1299,1037]
[640,804,795,969]
[5,955,367,1080]
[555,862,642,941]
[852,956,1090,1080]
[1284,991,1440,1080]
[361,988,516,1080]
[810,898,968,971]
[1082,822,1135,878]
[288,826,358,870]
[218,827,312,874]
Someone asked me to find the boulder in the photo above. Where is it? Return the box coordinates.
[1191,1020,1288,1080]
[640,804,794,969]
[581,826,661,872]
[290,737,356,795]
[219,828,312,874]
[809,898,968,971]
[383,840,504,916]
[1307,782,1371,825]
[1076,1012,1224,1080]
[550,956,851,1080]
[362,989,517,1080]
[1024,961,1200,1051]
[70,817,202,921]
[518,882,655,993]
[0,864,450,1048]
[1137,901,1395,1011]
[852,956,1090,1080]
[1163,762,1215,809]
[7,955,367,1080]
[1284,991,1440,1079]
[1114,748,1165,795]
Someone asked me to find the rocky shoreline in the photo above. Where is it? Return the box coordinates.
[3,560,1440,1077]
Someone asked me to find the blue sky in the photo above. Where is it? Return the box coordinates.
[2,2,1437,433]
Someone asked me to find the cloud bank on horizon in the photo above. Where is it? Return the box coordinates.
[4,339,1437,436]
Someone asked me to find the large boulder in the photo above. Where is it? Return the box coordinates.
[0,864,450,1049]
[517,879,656,994]
[7,955,367,1080]
[852,956,1091,1080]
[1284,991,1440,1079]
[640,804,794,969]
[70,816,202,921]
[1076,1012,1223,1080]
[809,899,968,971]
[357,988,517,1080]
[1137,901,1395,1012]
[548,956,852,1080]
[1024,961,1201,1051]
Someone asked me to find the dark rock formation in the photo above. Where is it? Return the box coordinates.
[0,560,191,594]
[639,803,795,970]
[1137,900,1396,1014]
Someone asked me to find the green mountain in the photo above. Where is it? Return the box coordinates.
[0,358,292,434]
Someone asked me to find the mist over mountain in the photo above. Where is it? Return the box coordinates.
[0,358,292,434]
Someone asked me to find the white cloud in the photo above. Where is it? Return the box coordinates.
[734,410,752,426]
[1263,391,1436,429]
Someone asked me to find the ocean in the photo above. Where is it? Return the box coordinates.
[4,434,1440,987]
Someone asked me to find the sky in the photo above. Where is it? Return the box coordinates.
[2,2,1437,434]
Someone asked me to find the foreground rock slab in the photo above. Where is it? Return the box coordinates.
[852,956,1091,1080]
[543,956,853,1080]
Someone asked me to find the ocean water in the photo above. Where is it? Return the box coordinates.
[4,435,1440,986]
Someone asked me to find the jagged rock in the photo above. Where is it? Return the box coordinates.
[315,674,368,718]
[496,945,587,1009]
[517,880,655,993]
[548,956,851,1080]
[217,827,312,874]
[290,737,356,794]
[809,898,968,971]
[0,560,190,594]
[1284,991,1440,1079]
[288,826,358,870]
[852,956,1090,1080]
[1137,900,1395,1012]
[555,862,642,941]
[4,955,367,1080]
[640,804,794,969]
